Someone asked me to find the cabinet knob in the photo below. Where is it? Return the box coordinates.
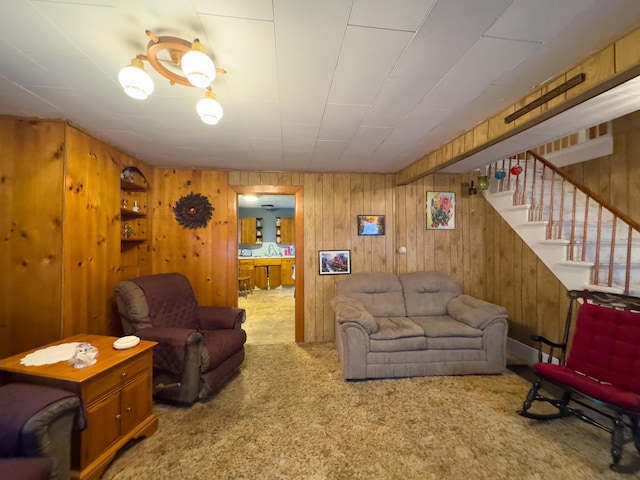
[121,372,127,378]
[115,413,121,421]
[127,407,132,413]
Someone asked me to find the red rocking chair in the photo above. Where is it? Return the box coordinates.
[518,289,640,473]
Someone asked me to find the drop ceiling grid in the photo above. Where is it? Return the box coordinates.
[391,0,513,80]
[199,14,279,103]
[329,26,414,106]
[423,36,540,113]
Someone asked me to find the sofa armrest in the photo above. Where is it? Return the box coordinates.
[330,295,378,334]
[197,306,246,330]
[447,295,507,329]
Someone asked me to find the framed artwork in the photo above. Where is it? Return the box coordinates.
[426,192,455,230]
[318,250,351,275]
[357,215,385,236]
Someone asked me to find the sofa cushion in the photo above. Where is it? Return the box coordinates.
[412,315,483,350]
[411,315,482,337]
[370,317,424,340]
[337,273,407,317]
[370,336,428,352]
[399,272,461,316]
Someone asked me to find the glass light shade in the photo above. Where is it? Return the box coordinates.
[118,59,154,100]
[477,175,489,190]
[181,41,216,88]
[197,91,223,125]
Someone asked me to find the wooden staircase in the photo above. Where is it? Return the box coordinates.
[482,150,640,296]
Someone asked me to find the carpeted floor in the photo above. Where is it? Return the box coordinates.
[102,342,639,480]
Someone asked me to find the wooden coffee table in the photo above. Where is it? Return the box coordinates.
[0,333,158,480]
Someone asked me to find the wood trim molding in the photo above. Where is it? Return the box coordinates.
[230,185,305,342]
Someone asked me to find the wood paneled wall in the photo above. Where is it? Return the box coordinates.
[3,109,639,357]
[396,173,484,296]
[148,168,237,307]
[63,126,151,337]
[229,171,395,342]
[0,117,152,357]
[0,119,65,355]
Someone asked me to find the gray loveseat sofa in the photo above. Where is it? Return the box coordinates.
[331,272,508,380]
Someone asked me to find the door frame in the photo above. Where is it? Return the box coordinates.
[231,185,304,342]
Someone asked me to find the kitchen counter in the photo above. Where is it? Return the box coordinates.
[238,258,295,289]
[238,256,294,259]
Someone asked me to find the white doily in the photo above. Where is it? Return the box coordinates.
[20,342,80,366]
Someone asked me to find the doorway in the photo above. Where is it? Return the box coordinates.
[231,185,304,343]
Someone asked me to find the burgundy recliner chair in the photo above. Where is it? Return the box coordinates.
[114,272,247,405]
[0,382,84,480]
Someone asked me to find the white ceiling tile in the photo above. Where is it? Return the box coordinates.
[192,0,274,21]
[328,26,414,105]
[343,126,393,156]
[0,0,638,173]
[282,123,319,154]
[486,0,597,43]
[423,36,540,111]
[318,103,370,141]
[392,0,514,79]
[199,15,279,101]
[363,75,438,128]
[349,0,436,31]
[311,140,348,162]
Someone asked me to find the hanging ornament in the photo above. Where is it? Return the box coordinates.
[495,169,507,180]
[510,165,523,176]
[173,192,214,229]
[477,175,489,190]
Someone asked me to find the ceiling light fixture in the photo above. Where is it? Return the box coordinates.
[119,30,226,125]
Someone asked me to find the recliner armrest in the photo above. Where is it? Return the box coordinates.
[197,306,246,330]
[136,326,203,345]
[136,327,203,375]
[447,295,507,329]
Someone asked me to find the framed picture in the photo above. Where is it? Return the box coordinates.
[318,250,351,275]
[357,215,385,236]
[426,192,456,230]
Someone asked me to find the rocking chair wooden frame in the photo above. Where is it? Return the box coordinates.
[518,289,640,473]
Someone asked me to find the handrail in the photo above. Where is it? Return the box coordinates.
[490,150,639,295]
[527,150,640,233]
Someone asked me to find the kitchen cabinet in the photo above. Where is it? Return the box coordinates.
[239,259,255,289]
[281,258,295,286]
[240,217,263,244]
[279,217,294,244]
[253,258,283,289]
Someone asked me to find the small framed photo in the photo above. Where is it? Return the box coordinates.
[319,250,351,275]
[426,192,456,230]
[357,215,385,236]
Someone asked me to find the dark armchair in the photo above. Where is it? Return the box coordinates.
[0,382,84,480]
[114,272,247,405]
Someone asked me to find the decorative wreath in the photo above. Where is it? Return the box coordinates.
[173,192,214,229]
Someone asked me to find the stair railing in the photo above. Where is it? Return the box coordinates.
[487,150,640,295]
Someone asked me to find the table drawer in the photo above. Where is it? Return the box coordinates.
[84,352,151,404]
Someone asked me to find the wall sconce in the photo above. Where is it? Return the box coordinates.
[119,30,226,125]
[468,181,477,195]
